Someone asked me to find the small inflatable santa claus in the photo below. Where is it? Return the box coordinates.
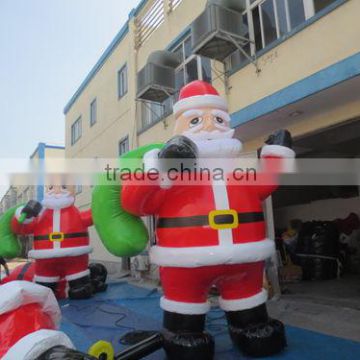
[0,281,95,359]
[120,81,295,359]
[11,185,94,299]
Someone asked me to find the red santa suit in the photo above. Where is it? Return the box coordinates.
[11,205,93,285]
[0,281,73,359]
[122,82,295,315]
[1,262,68,300]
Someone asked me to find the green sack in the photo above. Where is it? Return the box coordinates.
[0,206,22,259]
[92,143,164,257]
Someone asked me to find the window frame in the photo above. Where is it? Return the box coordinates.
[226,0,320,71]
[119,135,130,156]
[90,98,97,127]
[117,63,128,99]
[71,116,82,145]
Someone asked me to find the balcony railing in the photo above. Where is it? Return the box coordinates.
[135,0,184,49]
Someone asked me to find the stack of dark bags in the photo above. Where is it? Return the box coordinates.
[279,213,360,281]
[295,221,340,280]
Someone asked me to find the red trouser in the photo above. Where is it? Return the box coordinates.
[34,255,89,283]
[160,262,267,314]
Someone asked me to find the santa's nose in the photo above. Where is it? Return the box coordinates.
[51,186,64,194]
[202,117,214,131]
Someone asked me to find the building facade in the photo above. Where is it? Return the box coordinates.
[0,143,65,214]
[64,0,360,270]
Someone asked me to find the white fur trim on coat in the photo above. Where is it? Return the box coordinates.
[173,95,228,117]
[34,275,60,283]
[3,329,74,360]
[66,269,90,281]
[28,246,92,259]
[160,296,211,315]
[15,206,35,224]
[219,289,268,311]
[143,148,161,172]
[143,148,173,189]
[260,144,295,159]
[0,281,61,326]
[150,238,274,267]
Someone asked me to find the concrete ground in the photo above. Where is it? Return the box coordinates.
[130,274,360,343]
[268,274,360,342]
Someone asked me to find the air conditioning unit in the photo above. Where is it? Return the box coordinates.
[191,3,248,62]
[137,51,181,103]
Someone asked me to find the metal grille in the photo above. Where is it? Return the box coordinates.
[136,0,165,48]
[169,0,183,12]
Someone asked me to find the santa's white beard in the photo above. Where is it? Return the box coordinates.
[42,193,75,210]
[183,129,243,158]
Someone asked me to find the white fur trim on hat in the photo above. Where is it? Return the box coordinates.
[150,238,274,267]
[219,289,268,311]
[3,329,74,360]
[0,281,61,326]
[173,94,228,117]
[160,296,211,315]
[29,246,92,259]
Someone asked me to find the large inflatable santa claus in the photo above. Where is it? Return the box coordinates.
[0,281,95,359]
[94,80,295,359]
[11,185,94,299]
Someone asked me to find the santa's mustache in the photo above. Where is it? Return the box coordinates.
[183,128,235,140]
[42,192,75,210]
[46,191,71,199]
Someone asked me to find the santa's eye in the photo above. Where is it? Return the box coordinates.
[48,186,53,190]
[215,116,224,124]
[61,185,67,190]
[189,117,202,127]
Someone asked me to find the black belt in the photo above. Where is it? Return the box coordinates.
[157,212,264,228]
[34,232,88,241]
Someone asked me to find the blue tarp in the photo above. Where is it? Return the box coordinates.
[60,281,360,359]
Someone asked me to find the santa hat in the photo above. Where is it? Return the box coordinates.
[173,80,228,117]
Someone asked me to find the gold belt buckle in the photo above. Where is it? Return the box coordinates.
[208,209,239,230]
[49,232,64,242]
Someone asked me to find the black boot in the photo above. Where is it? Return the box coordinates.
[162,310,214,360]
[68,275,93,299]
[226,304,287,357]
[89,263,108,293]
[36,281,58,293]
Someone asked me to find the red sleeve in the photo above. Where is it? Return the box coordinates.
[80,209,93,228]
[11,217,36,235]
[121,179,168,217]
[256,157,281,201]
[256,144,295,200]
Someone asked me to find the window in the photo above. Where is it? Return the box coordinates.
[140,36,211,130]
[226,0,335,72]
[90,98,97,126]
[71,117,82,145]
[118,64,128,99]
[119,136,129,156]
[313,0,337,13]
